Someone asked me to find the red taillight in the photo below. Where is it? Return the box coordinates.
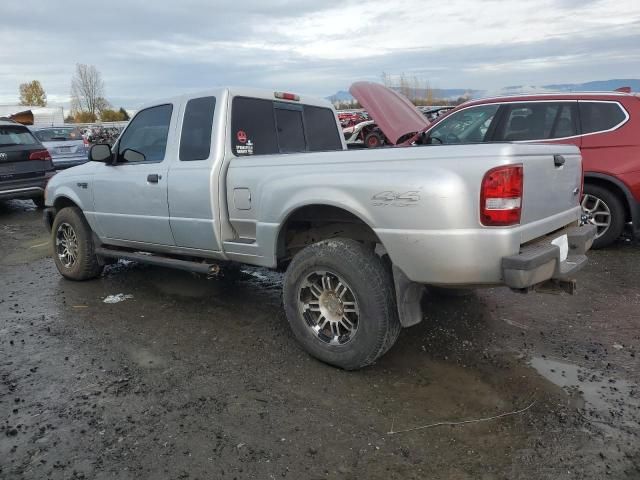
[29,149,52,161]
[274,91,300,101]
[480,164,523,226]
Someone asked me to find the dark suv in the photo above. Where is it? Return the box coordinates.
[0,119,55,207]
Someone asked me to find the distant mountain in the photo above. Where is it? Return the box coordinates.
[327,79,639,103]
[543,79,640,92]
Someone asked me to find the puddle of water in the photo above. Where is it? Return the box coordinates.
[530,356,639,429]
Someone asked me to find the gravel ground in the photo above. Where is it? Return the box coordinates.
[1,199,638,479]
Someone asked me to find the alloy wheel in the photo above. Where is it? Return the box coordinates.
[55,222,79,268]
[298,270,359,346]
[581,194,611,239]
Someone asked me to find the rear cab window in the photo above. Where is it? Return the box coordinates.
[230,97,342,156]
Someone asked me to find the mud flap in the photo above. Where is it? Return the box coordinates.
[392,264,425,327]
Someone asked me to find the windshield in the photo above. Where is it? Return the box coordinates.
[33,127,83,142]
[428,104,499,144]
[0,126,39,146]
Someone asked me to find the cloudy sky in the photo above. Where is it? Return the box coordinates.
[1,0,639,109]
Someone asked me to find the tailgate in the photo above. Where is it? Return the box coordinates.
[0,145,46,177]
[43,140,86,159]
[519,145,582,225]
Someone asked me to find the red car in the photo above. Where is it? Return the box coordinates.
[422,91,640,248]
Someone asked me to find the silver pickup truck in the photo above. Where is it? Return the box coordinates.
[44,85,595,370]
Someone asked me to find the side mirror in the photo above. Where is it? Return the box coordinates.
[89,144,113,163]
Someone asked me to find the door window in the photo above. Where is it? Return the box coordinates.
[494,102,577,141]
[428,104,499,144]
[118,104,173,163]
[180,96,216,161]
[579,102,627,134]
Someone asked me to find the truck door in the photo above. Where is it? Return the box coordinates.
[92,104,175,245]
[168,95,221,251]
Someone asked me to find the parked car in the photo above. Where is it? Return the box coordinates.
[420,91,640,248]
[44,86,594,370]
[0,119,55,207]
[30,126,89,169]
[342,119,389,148]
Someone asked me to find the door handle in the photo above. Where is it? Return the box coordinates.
[553,154,565,167]
[147,174,161,183]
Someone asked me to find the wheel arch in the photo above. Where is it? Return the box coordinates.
[275,203,381,266]
[584,173,634,223]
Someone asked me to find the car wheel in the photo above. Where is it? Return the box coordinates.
[364,132,383,148]
[32,196,45,209]
[283,238,401,370]
[51,207,103,280]
[581,184,625,249]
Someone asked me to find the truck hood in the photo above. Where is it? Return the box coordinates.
[349,82,430,144]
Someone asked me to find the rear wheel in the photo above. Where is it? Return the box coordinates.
[364,131,383,148]
[51,207,103,280]
[283,238,400,370]
[581,184,625,249]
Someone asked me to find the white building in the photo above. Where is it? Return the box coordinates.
[0,105,65,126]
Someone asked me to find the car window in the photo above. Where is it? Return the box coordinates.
[303,106,342,151]
[428,104,499,144]
[495,102,577,141]
[275,106,306,153]
[0,126,38,146]
[579,102,626,134]
[231,97,279,156]
[231,97,343,156]
[33,127,83,143]
[118,104,172,162]
[180,96,216,161]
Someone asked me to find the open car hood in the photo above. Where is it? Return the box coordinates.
[349,82,430,144]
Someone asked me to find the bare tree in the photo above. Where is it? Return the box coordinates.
[70,64,106,117]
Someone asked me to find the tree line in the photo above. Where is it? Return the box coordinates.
[18,64,129,123]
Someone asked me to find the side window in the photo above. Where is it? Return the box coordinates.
[579,102,626,134]
[118,104,172,162]
[275,106,306,153]
[303,106,342,151]
[231,97,278,155]
[495,102,577,141]
[428,104,499,144]
[550,104,577,138]
[180,96,216,161]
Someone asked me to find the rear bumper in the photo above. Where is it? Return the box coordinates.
[0,173,53,201]
[501,224,596,290]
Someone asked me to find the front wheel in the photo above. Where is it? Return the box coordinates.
[51,207,103,280]
[283,238,401,370]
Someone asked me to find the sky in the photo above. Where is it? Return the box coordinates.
[1,0,639,109]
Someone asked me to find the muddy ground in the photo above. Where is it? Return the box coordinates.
[1,199,638,479]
